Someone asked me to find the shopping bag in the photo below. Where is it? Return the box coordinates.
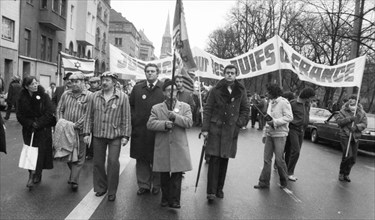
[18,133,38,170]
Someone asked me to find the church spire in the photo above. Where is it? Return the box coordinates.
[160,13,172,59]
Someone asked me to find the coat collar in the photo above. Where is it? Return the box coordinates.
[215,79,245,100]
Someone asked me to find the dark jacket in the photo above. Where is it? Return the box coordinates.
[129,80,164,161]
[6,80,22,105]
[52,86,66,107]
[17,86,56,170]
[289,98,310,131]
[202,79,250,158]
[0,114,6,154]
[176,90,196,112]
[336,102,367,141]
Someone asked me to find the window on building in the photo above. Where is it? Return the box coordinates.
[115,38,122,46]
[41,0,47,8]
[70,5,74,28]
[102,33,106,52]
[1,17,15,42]
[96,28,100,49]
[41,35,47,60]
[52,0,59,12]
[24,29,31,56]
[61,0,66,17]
[97,3,102,19]
[69,41,73,55]
[47,38,53,62]
[57,42,62,61]
[103,10,108,24]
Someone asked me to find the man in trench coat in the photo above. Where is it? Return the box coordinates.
[201,64,250,201]
[129,63,165,195]
[147,79,193,208]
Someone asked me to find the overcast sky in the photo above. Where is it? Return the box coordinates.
[110,0,236,58]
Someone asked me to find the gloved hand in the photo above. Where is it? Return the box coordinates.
[168,111,176,121]
[349,116,356,122]
[32,122,40,129]
[349,124,357,132]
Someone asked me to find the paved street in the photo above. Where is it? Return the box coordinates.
[1,112,374,220]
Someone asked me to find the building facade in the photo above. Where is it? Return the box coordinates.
[18,0,66,88]
[138,30,155,61]
[0,0,20,91]
[94,0,110,75]
[109,9,140,58]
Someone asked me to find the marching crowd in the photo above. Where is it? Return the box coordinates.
[0,63,368,209]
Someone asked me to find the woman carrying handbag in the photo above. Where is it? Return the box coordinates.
[16,76,56,190]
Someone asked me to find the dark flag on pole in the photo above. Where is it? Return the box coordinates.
[172,0,197,71]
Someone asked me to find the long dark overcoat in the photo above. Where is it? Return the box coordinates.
[129,80,164,161]
[202,79,249,158]
[17,86,55,170]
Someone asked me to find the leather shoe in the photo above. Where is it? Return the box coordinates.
[344,175,351,182]
[216,190,224,198]
[137,188,150,195]
[108,194,116,201]
[254,184,269,189]
[207,194,215,201]
[338,174,345,181]
[95,191,106,197]
[161,200,169,207]
[169,203,181,209]
[71,183,78,192]
[152,188,160,195]
[33,174,42,184]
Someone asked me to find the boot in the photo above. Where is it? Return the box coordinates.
[26,171,34,190]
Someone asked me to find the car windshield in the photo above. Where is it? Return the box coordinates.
[310,108,331,118]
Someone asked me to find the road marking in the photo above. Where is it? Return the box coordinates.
[279,185,302,203]
[65,150,131,220]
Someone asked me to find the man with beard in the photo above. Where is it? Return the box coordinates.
[201,64,250,201]
[56,72,91,191]
[129,63,164,196]
[83,71,131,201]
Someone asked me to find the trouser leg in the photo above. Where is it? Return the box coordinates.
[160,172,170,203]
[170,172,182,204]
[274,137,288,186]
[136,159,152,189]
[258,136,274,186]
[106,138,121,195]
[92,137,108,193]
[68,135,86,184]
[287,129,303,175]
[207,155,221,194]
[217,158,229,192]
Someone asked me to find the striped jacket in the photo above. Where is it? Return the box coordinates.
[83,89,131,139]
[56,89,91,134]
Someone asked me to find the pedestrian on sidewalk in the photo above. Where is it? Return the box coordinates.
[16,76,55,190]
[147,79,193,209]
[335,94,367,182]
[56,72,91,191]
[4,76,21,120]
[83,71,131,201]
[201,64,250,202]
[129,63,164,196]
[284,88,315,182]
[254,84,293,190]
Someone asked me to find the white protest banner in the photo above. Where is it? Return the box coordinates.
[192,35,366,88]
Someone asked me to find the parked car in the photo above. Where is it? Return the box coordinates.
[0,93,7,111]
[305,107,332,137]
[309,113,375,154]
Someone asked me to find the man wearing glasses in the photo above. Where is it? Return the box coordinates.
[201,64,250,202]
